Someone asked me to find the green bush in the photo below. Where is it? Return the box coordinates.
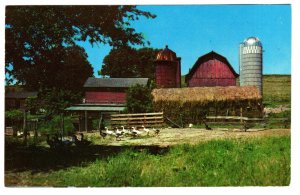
[125,83,154,113]
[5,109,23,132]
[39,115,74,135]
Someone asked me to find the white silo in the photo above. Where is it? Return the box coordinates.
[239,37,263,95]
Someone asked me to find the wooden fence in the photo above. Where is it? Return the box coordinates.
[204,115,290,131]
[111,112,164,128]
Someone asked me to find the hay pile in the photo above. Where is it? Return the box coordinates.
[152,86,261,104]
[152,86,262,125]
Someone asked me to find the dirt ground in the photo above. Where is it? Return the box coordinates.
[86,128,290,147]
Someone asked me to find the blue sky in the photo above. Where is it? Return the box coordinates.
[78,5,291,77]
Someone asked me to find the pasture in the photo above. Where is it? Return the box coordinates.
[5,75,291,187]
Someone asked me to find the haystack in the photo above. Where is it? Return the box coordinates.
[152,86,263,125]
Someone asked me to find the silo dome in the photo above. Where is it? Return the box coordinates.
[243,37,262,47]
[156,45,177,61]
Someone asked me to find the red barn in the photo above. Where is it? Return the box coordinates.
[83,77,149,104]
[155,45,181,88]
[185,51,239,87]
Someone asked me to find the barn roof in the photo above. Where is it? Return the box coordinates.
[84,77,149,88]
[152,86,261,103]
[65,104,125,111]
[5,91,38,99]
[185,51,239,82]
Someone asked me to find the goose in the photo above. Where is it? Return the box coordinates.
[100,127,108,139]
[152,128,160,136]
[115,127,124,141]
[131,127,142,137]
[104,127,115,136]
[141,125,150,135]
[120,126,130,136]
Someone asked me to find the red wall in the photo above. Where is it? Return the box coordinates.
[188,59,236,87]
[156,62,180,88]
[85,91,126,104]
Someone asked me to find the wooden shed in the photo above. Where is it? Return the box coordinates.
[185,51,239,87]
[83,77,149,104]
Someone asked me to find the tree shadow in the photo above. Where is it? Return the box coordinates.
[5,142,170,173]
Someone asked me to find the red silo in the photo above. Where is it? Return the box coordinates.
[155,45,181,88]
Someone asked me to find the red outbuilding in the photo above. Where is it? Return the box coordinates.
[185,51,239,87]
[155,45,181,88]
[83,77,149,104]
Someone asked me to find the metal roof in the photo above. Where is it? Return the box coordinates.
[5,91,38,99]
[156,45,177,61]
[65,104,126,111]
[84,77,149,88]
[243,37,262,47]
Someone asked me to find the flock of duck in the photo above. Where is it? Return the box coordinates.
[46,125,160,149]
[100,125,160,141]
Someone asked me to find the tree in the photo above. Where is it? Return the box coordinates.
[125,83,154,113]
[100,47,160,79]
[5,6,156,89]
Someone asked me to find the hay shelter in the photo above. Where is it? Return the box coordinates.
[152,86,263,125]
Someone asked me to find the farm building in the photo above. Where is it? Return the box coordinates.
[155,45,181,88]
[185,51,239,87]
[152,86,263,125]
[83,77,149,104]
[65,77,149,131]
[5,91,37,110]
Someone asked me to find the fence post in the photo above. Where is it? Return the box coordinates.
[23,110,28,145]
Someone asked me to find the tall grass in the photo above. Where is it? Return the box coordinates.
[263,75,291,107]
[10,136,290,187]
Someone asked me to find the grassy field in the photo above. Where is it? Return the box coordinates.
[5,135,290,186]
[263,75,291,108]
[5,75,291,187]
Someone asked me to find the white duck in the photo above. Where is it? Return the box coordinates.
[131,127,142,137]
[115,127,123,141]
[120,126,130,135]
[141,125,150,135]
[104,127,115,136]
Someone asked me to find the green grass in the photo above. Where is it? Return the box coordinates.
[263,75,291,108]
[6,135,290,187]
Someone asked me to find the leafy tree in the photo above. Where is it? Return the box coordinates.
[100,47,159,80]
[5,109,24,135]
[125,83,154,113]
[5,6,156,89]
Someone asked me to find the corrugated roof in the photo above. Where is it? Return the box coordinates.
[65,106,125,111]
[65,104,125,111]
[84,77,149,88]
[5,91,38,99]
[65,104,126,111]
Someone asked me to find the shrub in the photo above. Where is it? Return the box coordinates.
[125,83,154,113]
[5,109,24,132]
[39,115,74,135]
